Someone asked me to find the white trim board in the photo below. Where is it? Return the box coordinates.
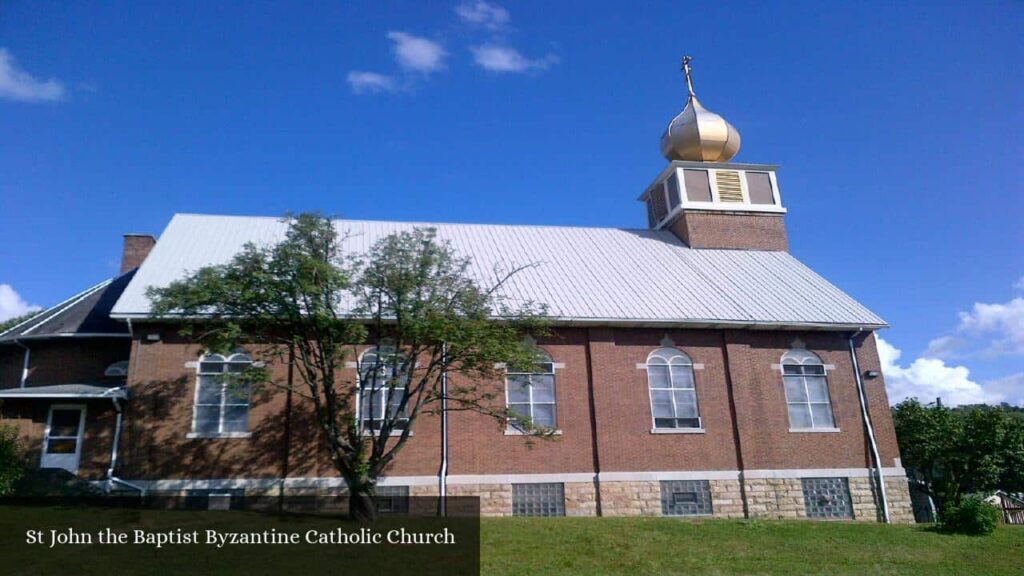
[99,467,908,491]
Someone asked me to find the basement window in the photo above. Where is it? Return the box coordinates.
[375,485,410,514]
[660,480,713,516]
[801,478,853,519]
[512,483,565,517]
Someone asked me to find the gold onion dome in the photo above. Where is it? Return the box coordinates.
[660,56,741,163]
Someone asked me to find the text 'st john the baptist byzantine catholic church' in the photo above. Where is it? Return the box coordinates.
[0,59,914,521]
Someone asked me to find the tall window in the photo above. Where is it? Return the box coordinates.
[647,348,700,429]
[781,349,836,429]
[358,346,409,431]
[193,351,252,435]
[506,352,556,431]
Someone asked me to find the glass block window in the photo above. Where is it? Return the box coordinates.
[512,483,565,517]
[506,351,557,431]
[660,480,713,516]
[647,348,701,430]
[746,171,776,205]
[781,349,836,429]
[374,485,410,514]
[193,352,253,434]
[683,169,712,202]
[802,477,853,519]
[359,346,410,431]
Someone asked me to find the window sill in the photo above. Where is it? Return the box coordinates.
[186,432,252,439]
[362,431,413,437]
[504,429,562,436]
[788,427,841,433]
[650,428,705,435]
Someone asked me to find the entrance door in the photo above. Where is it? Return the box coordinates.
[41,405,86,473]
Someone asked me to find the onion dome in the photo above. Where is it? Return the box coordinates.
[660,56,741,163]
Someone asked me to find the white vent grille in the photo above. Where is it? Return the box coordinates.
[715,171,744,203]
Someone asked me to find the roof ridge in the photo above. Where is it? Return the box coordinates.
[171,212,657,233]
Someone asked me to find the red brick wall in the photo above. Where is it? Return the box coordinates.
[0,339,131,389]
[667,211,788,251]
[119,325,901,481]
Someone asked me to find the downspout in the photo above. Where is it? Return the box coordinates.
[438,342,449,516]
[848,330,889,523]
[14,340,30,388]
[106,396,146,497]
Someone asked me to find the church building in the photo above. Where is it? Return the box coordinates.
[0,61,914,521]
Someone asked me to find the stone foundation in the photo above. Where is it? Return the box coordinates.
[133,472,915,522]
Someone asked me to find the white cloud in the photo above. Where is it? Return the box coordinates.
[877,336,1003,406]
[0,284,42,322]
[983,373,1024,406]
[387,32,447,73]
[922,335,965,359]
[0,48,65,103]
[955,297,1024,356]
[346,71,397,94]
[470,45,558,73]
[455,1,510,30]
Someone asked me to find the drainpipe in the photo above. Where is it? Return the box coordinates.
[848,330,890,523]
[438,342,449,516]
[105,396,146,497]
[14,340,30,388]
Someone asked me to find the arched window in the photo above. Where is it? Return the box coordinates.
[193,351,253,435]
[104,360,129,378]
[781,349,836,430]
[506,351,557,431]
[647,348,701,430]
[358,346,410,431]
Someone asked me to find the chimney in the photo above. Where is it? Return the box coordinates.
[121,234,157,273]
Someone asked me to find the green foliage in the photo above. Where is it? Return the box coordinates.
[147,213,549,520]
[0,311,41,335]
[0,422,25,496]
[939,495,1003,535]
[893,399,1024,510]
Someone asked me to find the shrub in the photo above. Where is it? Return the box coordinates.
[0,422,25,496]
[939,495,1002,535]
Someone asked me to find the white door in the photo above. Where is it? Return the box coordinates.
[40,405,86,473]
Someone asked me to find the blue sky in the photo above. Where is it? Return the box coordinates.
[1,1,1021,404]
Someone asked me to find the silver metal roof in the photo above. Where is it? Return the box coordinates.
[110,214,886,329]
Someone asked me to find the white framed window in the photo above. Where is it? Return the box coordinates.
[781,349,836,430]
[506,351,557,432]
[358,346,410,431]
[647,347,701,430]
[192,351,253,436]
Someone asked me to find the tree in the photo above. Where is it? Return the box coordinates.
[0,311,41,335]
[148,213,548,521]
[893,399,1024,509]
[0,422,24,496]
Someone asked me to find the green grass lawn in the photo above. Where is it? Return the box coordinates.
[1,506,1022,575]
[481,517,1024,575]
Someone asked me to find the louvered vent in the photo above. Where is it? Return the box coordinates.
[715,171,744,203]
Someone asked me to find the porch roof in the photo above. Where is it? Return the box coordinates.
[0,384,127,399]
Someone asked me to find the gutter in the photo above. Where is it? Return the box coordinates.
[848,330,890,523]
[14,340,29,388]
[438,342,449,516]
[105,394,146,497]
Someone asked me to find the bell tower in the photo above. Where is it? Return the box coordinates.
[641,57,788,251]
